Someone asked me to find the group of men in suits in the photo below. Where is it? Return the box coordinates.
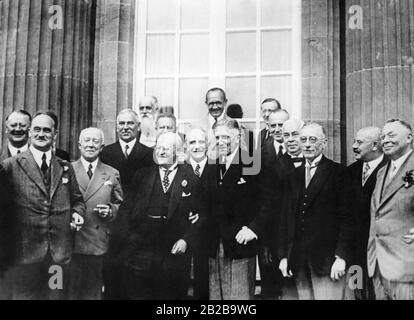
[1,85,414,300]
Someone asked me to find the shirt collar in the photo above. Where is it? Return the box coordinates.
[190,157,207,172]
[273,140,286,153]
[306,153,323,168]
[365,154,384,170]
[119,138,137,152]
[8,143,28,156]
[288,152,303,159]
[29,145,52,167]
[226,149,239,169]
[391,149,413,172]
[160,162,178,173]
[209,113,225,128]
[81,157,99,173]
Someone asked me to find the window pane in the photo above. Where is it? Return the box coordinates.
[146,35,175,74]
[145,79,175,106]
[147,0,177,31]
[261,0,292,27]
[226,0,256,28]
[226,32,256,73]
[180,34,209,74]
[181,0,210,29]
[262,30,291,71]
[226,77,256,118]
[179,78,209,120]
[261,76,292,111]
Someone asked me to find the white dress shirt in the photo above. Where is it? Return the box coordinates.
[273,140,286,156]
[190,157,208,177]
[389,150,413,180]
[8,143,28,157]
[362,154,384,182]
[305,153,323,181]
[119,138,137,157]
[159,163,179,193]
[30,146,52,169]
[208,113,225,129]
[81,157,99,176]
[288,152,304,168]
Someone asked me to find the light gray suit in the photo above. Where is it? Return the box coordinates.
[69,159,124,300]
[368,151,414,298]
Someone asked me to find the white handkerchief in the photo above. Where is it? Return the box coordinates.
[182,192,192,198]
[237,178,247,185]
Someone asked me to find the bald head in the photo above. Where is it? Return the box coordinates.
[155,132,183,168]
[353,126,383,162]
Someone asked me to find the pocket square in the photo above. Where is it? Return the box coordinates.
[104,181,113,186]
[182,192,192,198]
[62,178,69,185]
[237,178,247,185]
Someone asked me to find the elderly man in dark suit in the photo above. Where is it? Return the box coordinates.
[1,110,70,162]
[1,111,85,300]
[100,108,154,195]
[278,123,352,300]
[111,132,206,300]
[68,128,124,300]
[368,119,414,300]
[345,126,386,300]
[259,98,281,147]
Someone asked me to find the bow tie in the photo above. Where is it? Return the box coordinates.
[291,157,304,163]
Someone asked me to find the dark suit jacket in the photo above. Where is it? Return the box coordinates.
[109,165,206,266]
[344,157,387,268]
[278,156,352,275]
[100,140,154,194]
[1,150,85,266]
[207,149,259,259]
[72,159,124,256]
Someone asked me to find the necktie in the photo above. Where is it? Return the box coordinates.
[277,145,284,157]
[17,149,21,154]
[87,164,93,180]
[163,169,171,192]
[41,153,48,176]
[124,145,130,159]
[362,163,370,185]
[305,162,319,188]
[195,164,201,178]
[291,157,303,163]
[386,163,397,187]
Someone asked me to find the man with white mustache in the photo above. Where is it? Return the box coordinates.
[138,96,158,148]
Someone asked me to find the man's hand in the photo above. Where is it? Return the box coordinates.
[188,212,199,225]
[403,228,414,244]
[70,212,84,231]
[94,204,112,219]
[171,239,187,255]
[330,257,346,281]
[235,227,258,245]
[279,258,293,278]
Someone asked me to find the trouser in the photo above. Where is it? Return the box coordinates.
[193,251,210,300]
[258,245,282,299]
[68,254,104,300]
[372,264,414,300]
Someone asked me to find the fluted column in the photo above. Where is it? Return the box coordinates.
[346,0,414,162]
[302,0,342,162]
[0,0,93,159]
[93,0,135,144]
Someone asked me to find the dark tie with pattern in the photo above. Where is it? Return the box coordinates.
[163,169,171,192]
[87,164,93,180]
[195,164,201,178]
[41,153,48,176]
[124,145,130,159]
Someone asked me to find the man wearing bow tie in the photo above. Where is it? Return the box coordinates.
[69,128,124,300]
[111,133,205,299]
[368,119,414,300]
[345,127,386,300]
[278,123,352,300]
[1,111,85,300]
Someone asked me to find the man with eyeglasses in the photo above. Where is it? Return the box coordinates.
[367,119,414,300]
[344,127,386,300]
[0,111,85,300]
[278,123,352,300]
[138,96,159,148]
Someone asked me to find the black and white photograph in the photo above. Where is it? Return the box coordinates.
[0,0,414,305]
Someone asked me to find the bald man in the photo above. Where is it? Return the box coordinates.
[345,126,387,300]
[111,133,206,299]
[68,128,124,300]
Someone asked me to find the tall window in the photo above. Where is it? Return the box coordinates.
[134,0,301,131]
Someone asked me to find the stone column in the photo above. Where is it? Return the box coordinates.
[302,0,342,162]
[346,0,414,162]
[0,0,93,158]
[93,0,135,144]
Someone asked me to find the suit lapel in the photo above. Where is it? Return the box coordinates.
[306,157,331,206]
[50,156,64,200]
[17,150,49,197]
[167,166,186,219]
[379,152,414,210]
[72,160,89,194]
[84,161,109,202]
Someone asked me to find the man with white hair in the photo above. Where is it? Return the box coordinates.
[111,132,206,299]
[278,123,352,300]
[138,96,158,148]
[69,128,124,300]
